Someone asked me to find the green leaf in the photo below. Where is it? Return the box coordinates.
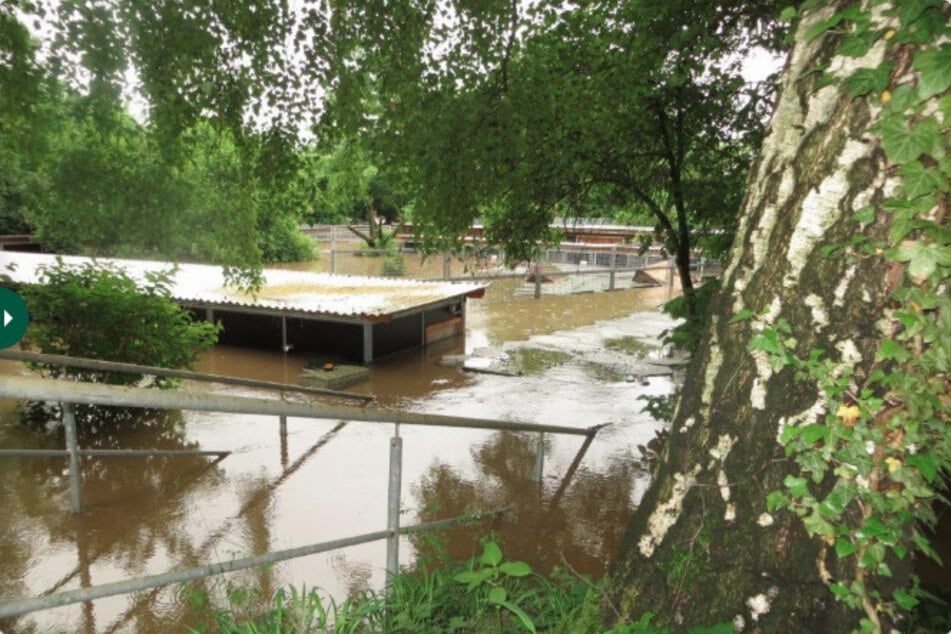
[854,204,875,225]
[779,6,797,21]
[913,44,951,100]
[877,115,937,164]
[887,243,951,279]
[835,538,858,558]
[497,600,537,633]
[804,6,859,42]
[899,160,948,199]
[893,589,919,611]
[784,475,809,498]
[728,309,756,324]
[687,623,734,634]
[842,64,893,97]
[766,490,788,511]
[875,338,910,363]
[940,96,951,128]
[801,424,830,444]
[480,541,503,567]
[488,586,507,604]
[453,570,480,584]
[886,85,920,114]
[750,329,784,355]
[499,561,532,577]
[836,30,878,58]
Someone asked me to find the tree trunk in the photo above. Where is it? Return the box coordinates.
[607,2,924,631]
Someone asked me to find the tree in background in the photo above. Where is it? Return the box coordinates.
[607,1,950,631]
[320,0,783,316]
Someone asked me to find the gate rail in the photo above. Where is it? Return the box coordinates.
[0,373,602,622]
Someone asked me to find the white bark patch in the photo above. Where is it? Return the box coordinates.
[750,349,772,410]
[718,468,731,502]
[746,593,772,622]
[833,265,858,307]
[805,294,829,327]
[733,615,746,631]
[709,434,736,462]
[638,465,702,558]
[724,502,737,522]
[784,137,877,289]
[835,339,862,367]
[680,416,696,434]
[757,513,775,527]
[701,316,722,409]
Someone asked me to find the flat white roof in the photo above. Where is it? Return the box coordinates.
[0,252,486,323]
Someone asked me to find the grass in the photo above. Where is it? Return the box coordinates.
[506,347,573,375]
[603,337,656,358]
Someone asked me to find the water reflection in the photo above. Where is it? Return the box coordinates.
[413,431,644,577]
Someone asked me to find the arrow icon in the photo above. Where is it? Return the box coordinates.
[3,310,10,328]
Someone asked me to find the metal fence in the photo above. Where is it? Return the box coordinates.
[0,361,602,621]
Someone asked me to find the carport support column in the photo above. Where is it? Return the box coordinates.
[281,317,289,352]
[363,323,374,364]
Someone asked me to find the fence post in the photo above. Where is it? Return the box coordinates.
[533,260,542,299]
[330,249,337,274]
[609,245,617,291]
[386,425,403,586]
[442,251,450,280]
[63,403,82,514]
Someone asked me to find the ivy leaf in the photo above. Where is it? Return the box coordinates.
[835,538,858,558]
[750,329,783,355]
[899,160,948,198]
[779,6,797,21]
[842,63,893,97]
[893,589,919,611]
[854,204,875,225]
[940,96,951,129]
[804,6,859,42]
[877,115,941,164]
[728,309,757,324]
[914,45,951,100]
[888,243,951,279]
[836,30,878,58]
[801,424,830,444]
[784,475,809,498]
[875,338,910,363]
[886,85,920,114]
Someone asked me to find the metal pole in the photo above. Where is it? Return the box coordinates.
[281,317,289,352]
[442,251,450,280]
[533,260,542,299]
[0,376,594,436]
[386,425,403,585]
[331,249,337,274]
[0,350,375,403]
[609,245,617,291]
[62,403,82,514]
[0,508,509,620]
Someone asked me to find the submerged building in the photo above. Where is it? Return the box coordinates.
[0,252,486,363]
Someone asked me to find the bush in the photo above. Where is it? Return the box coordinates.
[380,253,406,276]
[20,259,219,389]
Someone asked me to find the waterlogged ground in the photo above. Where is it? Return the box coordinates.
[0,284,678,633]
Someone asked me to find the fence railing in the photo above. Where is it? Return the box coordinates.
[0,368,602,621]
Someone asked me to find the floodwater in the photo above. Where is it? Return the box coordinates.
[0,283,677,633]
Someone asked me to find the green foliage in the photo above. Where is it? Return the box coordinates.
[320,0,783,308]
[20,260,219,389]
[195,540,606,633]
[380,253,406,277]
[661,280,721,353]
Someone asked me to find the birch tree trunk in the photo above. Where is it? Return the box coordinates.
[607,1,944,630]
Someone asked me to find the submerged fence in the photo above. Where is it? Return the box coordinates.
[0,359,602,622]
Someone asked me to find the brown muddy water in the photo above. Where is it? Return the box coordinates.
[0,284,677,633]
